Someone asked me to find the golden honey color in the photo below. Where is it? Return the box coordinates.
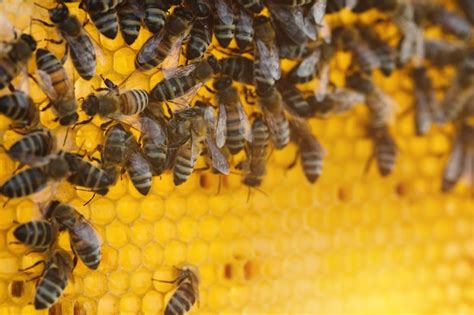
[0,0,473,314]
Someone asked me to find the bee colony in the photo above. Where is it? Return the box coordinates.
[0,0,472,314]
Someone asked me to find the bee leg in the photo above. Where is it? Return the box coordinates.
[72,117,94,128]
[13,163,26,175]
[204,85,216,94]
[363,153,375,176]
[100,120,114,130]
[31,19,55,28]
[8,83,16,93]
[244,87,256,105]
[61,44,69,65]
[44,38,64,45]
[82,193,96,206]
[40,102,53,112]
[286,148,300,170]
[2,198,11,208]
[18,260,45,272]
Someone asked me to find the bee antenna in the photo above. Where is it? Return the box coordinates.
[34,3,50,10]
[62,127,70,147]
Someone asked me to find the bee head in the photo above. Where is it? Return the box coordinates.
[59,112,79,126]
[194,2,211,19]
[213,76,232,91]
[20,34,37,51]
[207,55,221,73]
[254,15,274,42]
[82,95,99,116]
[47,154,71,180]
[49,3,69,24]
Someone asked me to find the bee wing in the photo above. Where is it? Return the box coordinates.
[190,132,201,164]
[203,106,230,175]
[136,31,164,66]
[65,32,97,73]
[256,40,281,81]
[140,116,167,147]
[163,62,199,80]
[161,30,190,72]
[215,0,234,25]
[261,107,279,140]
[308,0,326,26]
[0,13,16,43]
[168,82,203,111]
[297,49,321,78]
[314,63,330,102]
[36,70,59,100]
[268,4,307,43]
[236,99,252,143]
[216,103,227,148]
[443,134,465,185]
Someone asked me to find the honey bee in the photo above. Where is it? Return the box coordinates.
[125,144,154,195]
[160,264,200,315]
[412,66,439,136]
[289,116,325,183]
[2,128,54,166]
[219,57,254,85]
[135,6,193,70]
[256,86,290,150]
[31,248,75,310]
[368,123,398,177]
[79,0,123,39]
[142,0,181,34]
[424,39,466,67]
[35,48,78,126]
[185,17,212,61]
[117,0,142,45]
[150,56,220,102]
[237,113,270,188]
[140,108,169,176]
[0,21,37,90]
[442,123,474,192]
[170,105,229,185]
[287,43,333,84]
[278,82,312,118]
[102,123,135,167]
[236,0,263,13]
[45,200,101,270]
[186,0,211,20]
[308,88,365,117]
[33,3,97,80]
[235,7,254,51]
[253,15,280,92]
[214,76,252,155]
[0,91,39,129]
[213,0,235,48]
[12,220,58,251]
[82,76,149,123]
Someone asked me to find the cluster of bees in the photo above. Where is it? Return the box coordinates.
[0,0,472,313]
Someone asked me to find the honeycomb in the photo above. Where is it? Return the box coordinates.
[0,0,473,314]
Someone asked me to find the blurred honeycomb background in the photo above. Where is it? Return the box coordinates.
[0,0,473,314]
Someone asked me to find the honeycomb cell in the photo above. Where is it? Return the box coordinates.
[113,48,136,75]
[105,221,129,248]
[186,192,209,219]
[119,244,142,272]
[83,273,108,298]
[141,195,165,222]
[142,243,164,270]
[119,293,141,314]
[207,284,229,310]
[187,239,209,264]
[163,240,187,266]
[164,195,186,220]
[142,290,164,315]
[108,271,130,296]
[130,269,152,296]
[153,218,177,243]
[177,217,198,242]
[130,219,153,246]
[116,195,140,224]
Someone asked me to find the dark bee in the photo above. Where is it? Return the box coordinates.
[35,48,78,126]
[236,0,263,13]
[161,264,200,315]
[289,117,325,183]
[369,124,398,176]
[412,66,439,136]
[185,17,213,61]
[135,7,193,70]
[238,114,270,187]
[79,0,123,39]
[213,0,235,48]
[253,15,280,92]
[214,76,252,155]
[424,39,466,67]
[0,91,39,129]
[442,123,474,192]
[308,89,364,117]
[278,83,312,118]
[82,76,149,122]
[235,7,254,51]
[186,0,211,20]
[286,43,333,84]
[117,0,142,45]
[219,57,255,85]
[457,0,474,24]
[256,86,290,150]
[12,220,58,251]
[2,128,54,165]
[0,29,37,90]
[150,56,220,102]
[32,249,75,310]
[142,0,181,34]
[45,200,101,270]
[34,3,97,80]
[140,109,169,176]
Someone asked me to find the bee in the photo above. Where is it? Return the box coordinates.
[213,0,235,48]
[278,82,312,118]
[256,86,290,150]
[289,116,325,183]
[412,66,439,136]
[12,220,58,251]
[82,76,149,122]
[424,39,466,67]
[185,17,213,61]
[308,88,365,117]
[32,248,75,310]
[125,144,154,195]
[35,48,78,126]
[150,56,220,102]
[0,151,72,199]
[238,113,270,187]
[442,123,474,192]
[161,264,200,315]
[45,200,101,270]
[142,0,181,34]
[214,76,252,155]
[286,43,333,84]
[235,7,254,51]
[117,0,142,45]
[219,57,255,85]
[135,6,193,71]
[140,109,169,176]
[79,0,123,39]
[253,15,280,92]
[368,124,398,177]
[170,105,229,185]
[275,28,308,60]
[186,0,211,20]
[33,3,97,80]
[457,0,474,24]
[236,0,263,13]
[2,128,54,166]
[0,91,39,129]
[0,28,37,90]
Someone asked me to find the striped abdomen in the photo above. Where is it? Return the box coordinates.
[7,129,53,164]
[70,222,101,270]
[13,220,57,250]
[119,89,149,115]
[235,9,253,50]
[84,0,122,12]
[36,49,70,97]
[213,6,235,48]
[141,117,168,175]
[300,138,324,183]
[225,105,247,154]
[118,4,141,45]
[126,151,153,195]
[0,92,38,127]
[66,30,96,80]
[103,124,134,165]
[165,281,197,315]
[173,141,197,186]
[0,57,21,89]
[219,57,254,85]
[67,159,114,194]
[88,7,119,39]
[186,20,212,60]
[151,75,196,102]
[135,31,180,70]
[236,0,263,13]
[281,86,311,117]
[143,1,168,33]
[0,167,48,198]
[270,115,290,150]
[350,43,381,74]
[373,126,397,176]
[243,116,269,187]
[254,55,275,91]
